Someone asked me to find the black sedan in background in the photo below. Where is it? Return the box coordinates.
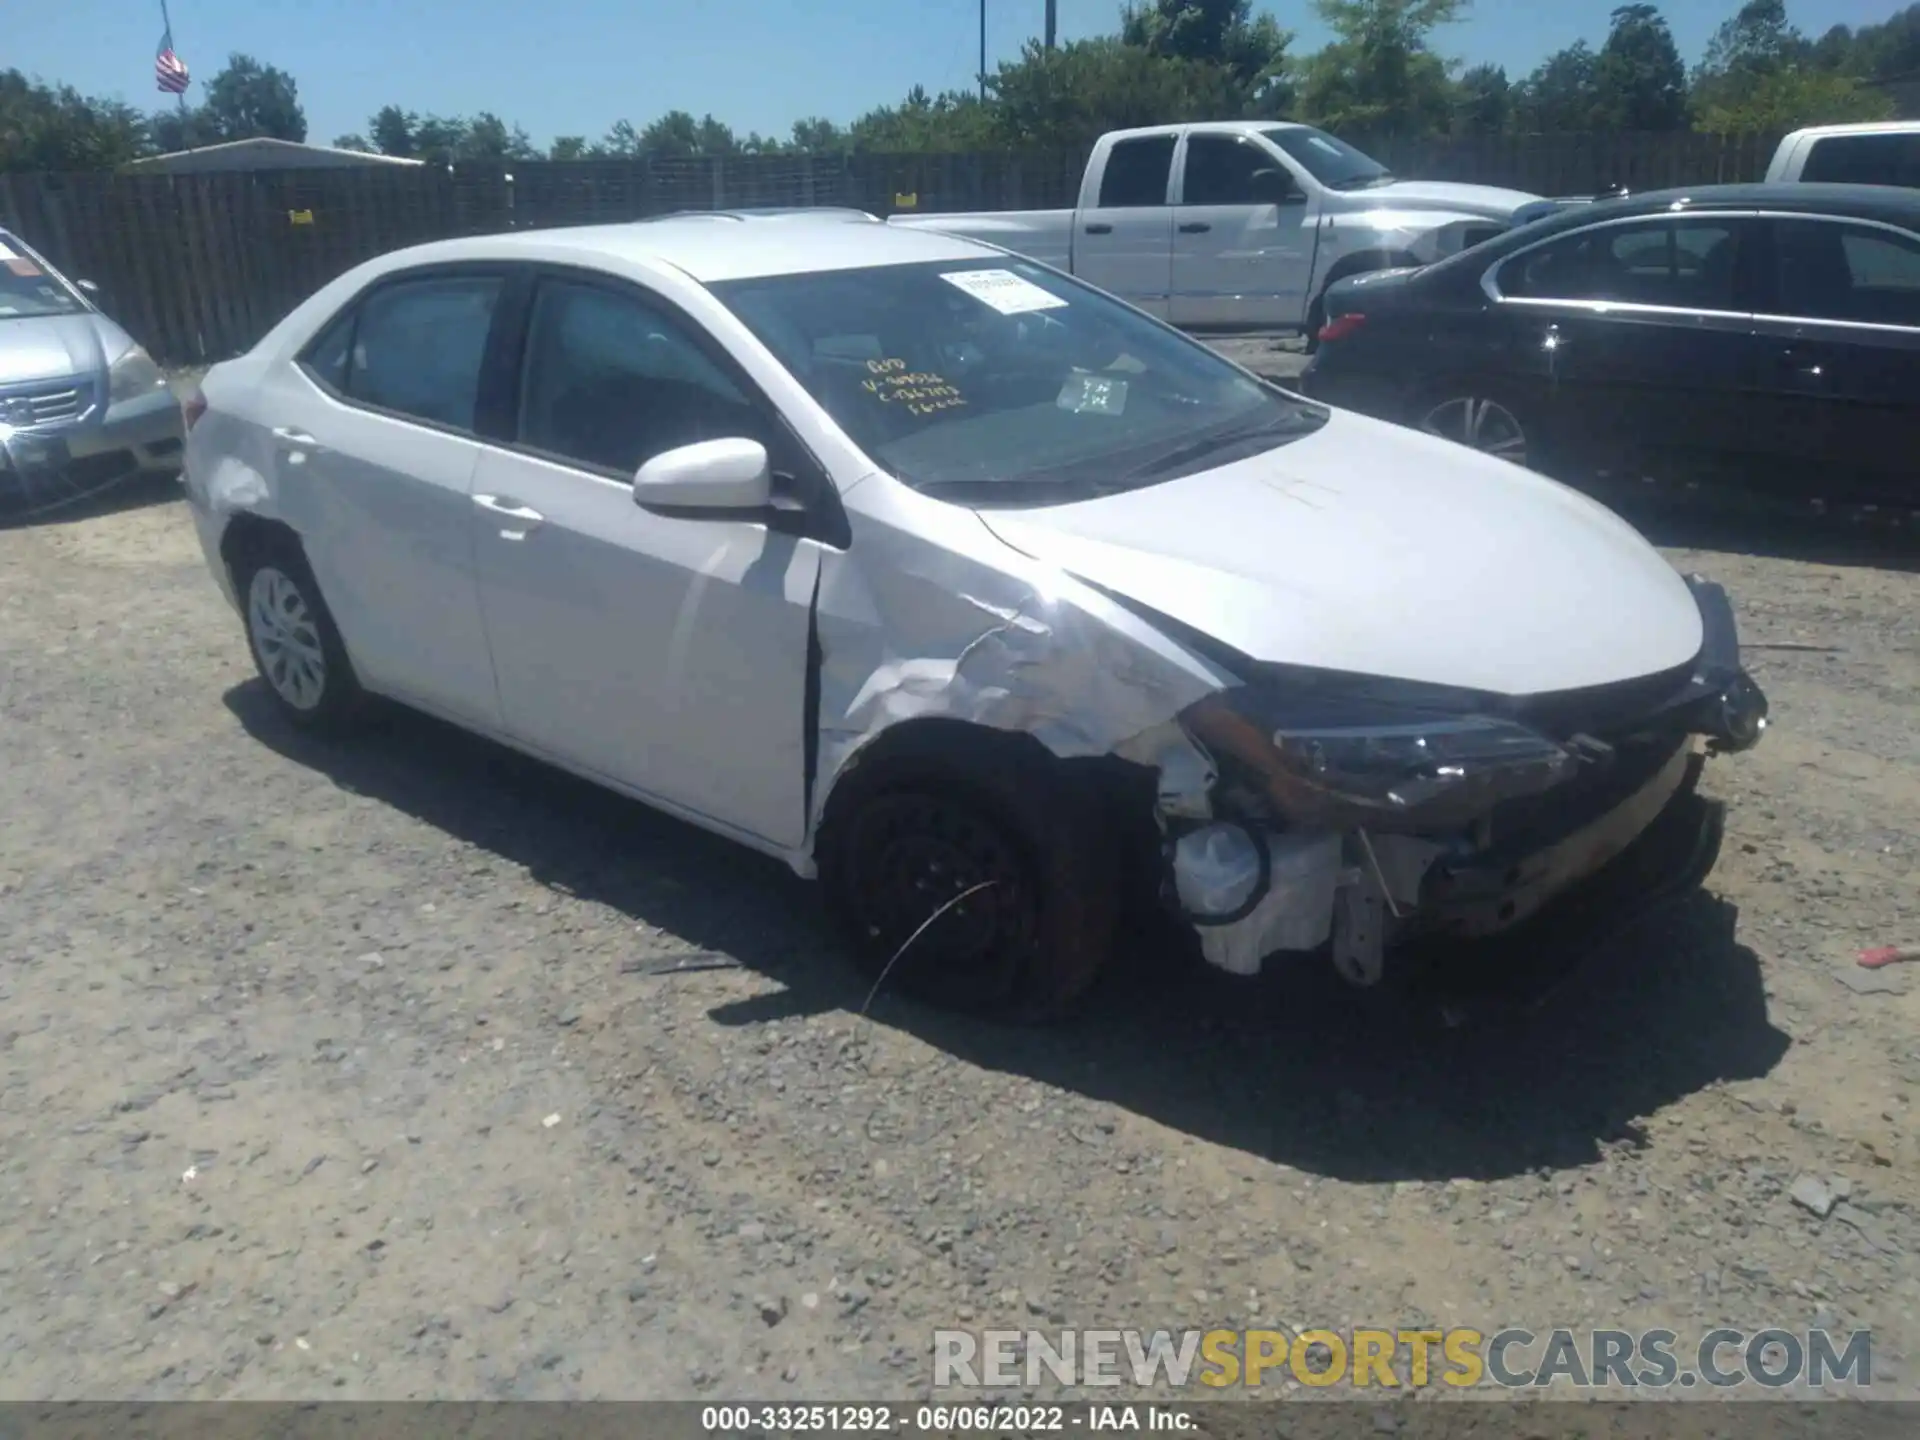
[1298,183,1920,513]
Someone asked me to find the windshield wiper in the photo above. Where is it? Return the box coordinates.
[1117,412,1323,484]
[1330,173,1396,191]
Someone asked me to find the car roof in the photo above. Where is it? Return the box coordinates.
[1479,182,1920,250]
[1783,120,1920,140]
[358,210,1003,285]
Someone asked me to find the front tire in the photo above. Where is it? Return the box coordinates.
[817,733,1119,1022]
[233,538,365,734]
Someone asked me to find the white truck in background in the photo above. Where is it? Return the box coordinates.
[1764,120,1920,187]
[889,120,1542,342]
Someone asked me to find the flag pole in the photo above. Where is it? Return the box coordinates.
[159,0,193,150]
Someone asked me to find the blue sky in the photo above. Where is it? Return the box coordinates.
[11,1,1904,149]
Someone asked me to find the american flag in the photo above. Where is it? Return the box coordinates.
[155,31,190,95]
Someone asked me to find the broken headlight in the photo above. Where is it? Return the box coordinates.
[1181,680,1577,832]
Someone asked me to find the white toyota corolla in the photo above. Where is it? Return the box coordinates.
[182,209,1768,1019]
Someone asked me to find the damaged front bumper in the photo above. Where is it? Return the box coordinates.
[1161,576,1767,981]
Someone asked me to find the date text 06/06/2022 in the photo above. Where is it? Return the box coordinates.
[699,1404,1197,1433]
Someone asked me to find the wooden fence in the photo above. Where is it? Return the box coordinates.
[0,130,1782,367]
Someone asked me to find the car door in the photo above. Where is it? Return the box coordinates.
[1169,131,1312,330]
[265,269,507,728]
[1073,134,1176,317]
[1487,214,1764,483]
[1747,214,1920,510]
[466,271,831,849]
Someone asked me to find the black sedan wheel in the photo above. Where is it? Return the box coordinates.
[1419,395,1531,467]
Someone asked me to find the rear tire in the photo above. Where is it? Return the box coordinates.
[1412,385,1537,470]
[816,731,1120,1022]
[231,535,365,735]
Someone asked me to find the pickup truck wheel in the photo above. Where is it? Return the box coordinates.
[817,734,1119,1022]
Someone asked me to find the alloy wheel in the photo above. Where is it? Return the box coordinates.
[1420,396,1529,466]
[246,565,327,711]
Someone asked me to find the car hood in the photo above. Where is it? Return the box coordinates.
[0,313,114,385]
[1352,179,1542,219]
[975,409,1704,697]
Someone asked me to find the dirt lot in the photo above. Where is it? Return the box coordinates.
[2,387,1917,1401]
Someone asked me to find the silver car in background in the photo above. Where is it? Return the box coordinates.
[0,227,184,516]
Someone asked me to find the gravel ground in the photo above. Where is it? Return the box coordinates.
[1,364,1916,1403]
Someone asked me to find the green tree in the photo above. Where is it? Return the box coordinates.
[1691,0,1891,131]
[1119,0,1292,101]
[1512,40,1599,131]
[367,105,419,157]
[636,109,738,157]
[1296,0,1468,137]
[981,39,1246,148]
[592,119,643,157]
[1592,4,1688,129]
[788,116,848,152]
[548,135,589,161]
[1452,61,1510,134]
[458,111,538,162]
[196,53,306,142]
[850,84,997,151]
[331,132,372,151]
[0,70,150,171]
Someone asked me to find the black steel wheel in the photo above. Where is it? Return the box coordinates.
[834,787,1040,1012]
[817,728,1120,1022]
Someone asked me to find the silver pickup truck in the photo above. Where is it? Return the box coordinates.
[890,120,1542,342]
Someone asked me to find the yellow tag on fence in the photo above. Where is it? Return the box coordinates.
[288,209,314,226]
[893,192,917,209]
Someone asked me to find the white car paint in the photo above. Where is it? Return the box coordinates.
[889,122,1539,331]
[977,408,1702,696]
[1765,121,1920,184]
[183,211,1744,980]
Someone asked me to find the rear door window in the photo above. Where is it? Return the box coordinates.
[1096,136,1175,208]
[341,275,503,431]
[1772,218,1920,327]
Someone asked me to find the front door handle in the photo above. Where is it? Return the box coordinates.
[1178,221,1211,234]
[474,493,545,537]
[271,426,319,448]
[1084,222,1113,235]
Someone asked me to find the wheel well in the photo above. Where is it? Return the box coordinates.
[817,718,1163,885]
[219,512,300,582]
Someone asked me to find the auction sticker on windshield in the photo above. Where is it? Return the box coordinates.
[941,268,1068,316]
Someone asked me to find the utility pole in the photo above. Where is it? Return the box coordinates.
[1045,0,1056,49]
[978,0,987,99]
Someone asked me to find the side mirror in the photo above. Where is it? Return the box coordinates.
[76,279,101,295]
[1250,169,1301,205]
[633,437,772,511]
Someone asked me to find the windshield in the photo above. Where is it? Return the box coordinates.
[709,259,1324,503]
[1261,127,1394,191]
[0,236,86,319]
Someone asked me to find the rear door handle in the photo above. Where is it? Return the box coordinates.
[1084,222,1113,235]
[1178,221,1211,234]
[271,426,319,448]
[474,493,545,535]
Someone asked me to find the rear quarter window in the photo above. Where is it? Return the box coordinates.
[1800,132,1920,188]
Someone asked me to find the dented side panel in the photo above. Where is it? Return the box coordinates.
[804,479,1235,861]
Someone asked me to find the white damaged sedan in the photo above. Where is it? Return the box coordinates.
[181,210,1768,1018]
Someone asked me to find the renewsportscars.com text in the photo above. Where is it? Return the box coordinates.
[931,1327,1875,1390]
